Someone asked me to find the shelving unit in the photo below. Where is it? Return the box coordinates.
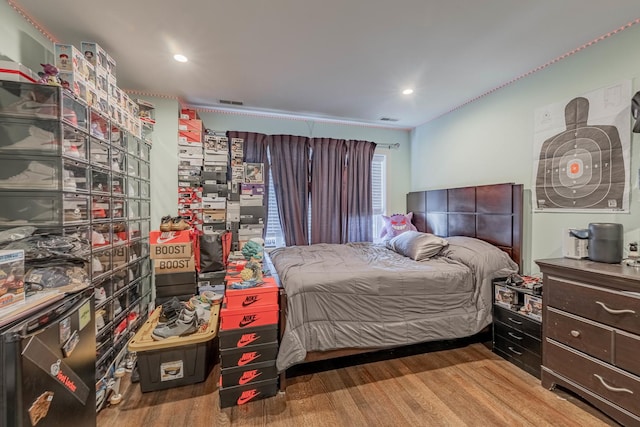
[0,80,152,383]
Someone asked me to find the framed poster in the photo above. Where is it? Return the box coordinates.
[532,80,631,212]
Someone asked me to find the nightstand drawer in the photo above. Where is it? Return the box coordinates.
[493,305,541,338]
[546,307,613,363]
[494,334,541,377]
[546,340,640,418]
[494,321,541,356]
[546,276,640,335]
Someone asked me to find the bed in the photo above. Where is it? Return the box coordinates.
[269,182,523,387]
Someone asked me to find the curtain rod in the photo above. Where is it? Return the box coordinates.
[205,129,399,149]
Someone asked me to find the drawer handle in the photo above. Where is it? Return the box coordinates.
[595,301,636,315]
[570,330,580,338]
[507,317,522,325]
[593,374,634,394]
[507,346,523,356]
[507,332,524,340]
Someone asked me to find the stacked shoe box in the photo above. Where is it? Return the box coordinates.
[150,230,197,304]
[219,273,279,407]
[177,108,204,232]
[202,134,228,236]
[80,41,109,116]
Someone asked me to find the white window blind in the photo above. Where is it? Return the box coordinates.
[372,154,386,242]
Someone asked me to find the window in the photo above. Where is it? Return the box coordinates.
[264,152,386,248]
[371,154,386,242]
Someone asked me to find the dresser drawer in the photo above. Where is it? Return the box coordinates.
[494,334,541,374]
[615,330,640,377]
[493,305,541,338]
[546,340,640,417]
[546,276,640,335]
[494,321,541,356]
[546,307,613,363]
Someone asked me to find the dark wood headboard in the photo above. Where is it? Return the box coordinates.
[407,183,523,271]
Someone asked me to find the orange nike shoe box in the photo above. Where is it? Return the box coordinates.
[220,304,279,331]
[219,360,277,388]
[219,378,278,408]
[219,341,279,369]
[149,230,193,260]
[224,278,279,310]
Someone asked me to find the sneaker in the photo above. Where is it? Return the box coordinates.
[1,126,56,150]
[170,216,190,231]
[92,230,107,246]
[91,123,105,139]
[92,257,104,274]
[159,215,172,232]
[113,298,122,316]
[63,170,76,191]
[64,207,83,222]
[1,98,58,119]
[0,161,57,189]
[95,308,106,332]
[158,297,186,324]
[151,313,198,340]
[62,143,81,159]
[95,287,107,304]
[112,158,121,173]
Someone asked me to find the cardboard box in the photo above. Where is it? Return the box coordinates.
[220,360,277,388]
[180,108,197,120]
[219,378,277,408]
[224,277,278,310]
[178,130,202,144]
[81,41,108,69]
[0,250,25,312]
[154,257,196,274]
[220,304,279,331]
[0,61,37,83]
[219,341,278,369]
[178,119,203,132]
[219,324,278,350]
[149,230,192,259]
[241,184,265,196]
[54,43,83,73]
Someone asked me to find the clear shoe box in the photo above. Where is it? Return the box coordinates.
[0,154,89,192]
[128,281,141,306]
[89,137,110,168]
[128,199,141,220]
[140,180,150,199]
[94,275,113,303]
[92,246,112,279]
[89,108,109,142]
[139,161,150,180]
[112,198,127,220]
[112,172,126,197]
[112,245,129,271]
[128,221,141,241]
[0,81,89,130]
[0,117,89,160]
[112,220,127,245]
[127,154,139,177]
[139,141,150,162]
[0,191,90,226]
[126,136,138,157]
[141,200,150,218]
[92,195,111,221]
[110,125,126,149]
[111,147,126,174]
[127,177,140,198]
[91,223,112,249]
[96,331,112,361]
[90,166,110,194]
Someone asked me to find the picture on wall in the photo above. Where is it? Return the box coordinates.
[532,80,631,212]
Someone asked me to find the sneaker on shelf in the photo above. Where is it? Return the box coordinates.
[113,298,122,316]
[92,230,107,247]
[63,170,76,192]
[95,308,106,332]
[62,142,81,159]
[0,97,58,119]
[159,215,172,232]
[64,207,83,222]
[92,202,107,219]
[92,257,104,274]
[170,216,190,231]
[114,318,127,339]
[90,123,105,139]
[1,126,56,150]
[111,158,121,173]
[151,312,199,340]
[0,161,57,189]
[95,287,107,304]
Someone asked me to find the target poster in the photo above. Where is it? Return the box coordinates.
[532,80,631,212]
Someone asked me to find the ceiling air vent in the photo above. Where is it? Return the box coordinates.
[380,117,399,122]
[219,99,244,106]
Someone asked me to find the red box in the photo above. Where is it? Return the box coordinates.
[178,119,203,133]
[178,130,202,143]
[180,108,197,120]
[224,278,278,309]
[149,230,193,259]
[220,304,279,330]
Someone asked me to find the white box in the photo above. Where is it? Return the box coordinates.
[0,250,25,313]
[0,61,37,83]
[240,194,264,206]
[81,41,108,69]
[54,43,83,73]
[494,285,518,309]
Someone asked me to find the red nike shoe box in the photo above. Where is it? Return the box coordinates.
[220,304,279,331]
[178,118,203,133]
[149,230,193,260]
[219,378,278,408]
[220,341,278,369]
[219,324,278,350]
[224,279,278,310]
[219,360,277,388]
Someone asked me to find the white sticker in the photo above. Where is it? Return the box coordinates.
[160,360,184,382]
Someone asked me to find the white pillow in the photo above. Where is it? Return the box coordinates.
[389,231,448,261]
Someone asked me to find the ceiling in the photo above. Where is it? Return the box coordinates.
[13,0,640,128]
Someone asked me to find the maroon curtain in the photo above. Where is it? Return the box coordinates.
[344,140,376,242]
[268,135,310,246]
[309,138,348,244]
[226,131,269,238]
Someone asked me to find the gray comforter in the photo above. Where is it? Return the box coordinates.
[269,236,518,371]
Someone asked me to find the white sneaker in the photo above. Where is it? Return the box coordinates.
[95,287,107,303]
[91,123,105,139]
[62,142,81,159]
[2,126,56,150]
[92,257,104,274]
[0,161,57,189]
[112,158,121,173]
[96,309,106,332]
[63,170,76,191]
[92,230,107,246]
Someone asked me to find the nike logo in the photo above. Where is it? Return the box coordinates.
[238,315,258,328]
[237,333,259,347]
[237,389,260,405]
[237,352,260,366]
[238,369,262,385]
[156,232,178,244]
[242,296,260,307]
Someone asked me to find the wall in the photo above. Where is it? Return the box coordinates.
[411,24,640,274]
[0,1,53,72]
[198,111,412,217]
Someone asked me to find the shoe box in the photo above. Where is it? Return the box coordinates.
[223,276,279,309]
[0,61,38,83]
[149,230,193,259]
[219,378,278,408]
[155,271,197,299]
[0,249,25,311]
[128,305,220,392]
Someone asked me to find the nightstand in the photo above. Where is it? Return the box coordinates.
[492,277,543,378]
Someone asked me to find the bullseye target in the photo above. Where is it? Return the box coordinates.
[533,83,630,212]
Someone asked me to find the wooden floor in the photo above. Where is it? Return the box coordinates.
[97,342,619,427]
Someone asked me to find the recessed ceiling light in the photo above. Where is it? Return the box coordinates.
[173,54,188,63]
[402,88,414,95]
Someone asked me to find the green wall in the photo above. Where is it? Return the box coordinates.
[411,24,640,274]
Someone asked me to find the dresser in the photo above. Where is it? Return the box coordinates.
[536,258,640,426]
